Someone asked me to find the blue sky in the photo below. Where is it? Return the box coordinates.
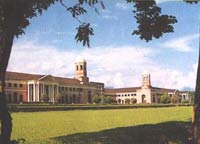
[8,1,200,90]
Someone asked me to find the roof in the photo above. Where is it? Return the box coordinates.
[105,87,140,93]
[54,77,80,85]
[75,56,86,63]
[151,86,176,92]
[5,71,43,81]
[5,71,81,86]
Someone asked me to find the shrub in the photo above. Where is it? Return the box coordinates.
[170,96,179,104]
[93,95,101,104]
[125,98,130,104]
[160,94,170,104]
[104,96,113,104]
[182,100,189,104]
[40,94,49,103]
[131,98,137,104]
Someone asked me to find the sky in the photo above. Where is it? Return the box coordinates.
[7,0,200,90]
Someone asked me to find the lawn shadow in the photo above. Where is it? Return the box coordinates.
[52,121,192,144]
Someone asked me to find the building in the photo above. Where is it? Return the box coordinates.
[4,57,190,104]
[104,72,190,104]
[4,57,104,104]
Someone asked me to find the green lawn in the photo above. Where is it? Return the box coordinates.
[11,106,192,144]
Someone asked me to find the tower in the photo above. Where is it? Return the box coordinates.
[75,56,89,83]
[141,72,151,89]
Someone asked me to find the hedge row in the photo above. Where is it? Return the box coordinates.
[8,104,192,112]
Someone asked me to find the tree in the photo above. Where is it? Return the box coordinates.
[40,94,49,103]
[160,93,170,104]
[104,96,113,104]
[131,98,137,104]
[170,95,179,104]
[93,95,101,104]
[0,0,199,143]
[125,98,131,104]
[188,91,195,104]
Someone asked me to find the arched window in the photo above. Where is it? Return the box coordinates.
[65,95,68,103]
[14,92,18,103]
[142,94,146,103]
[80,65,83,70]
[19,95,23,102]
[88,91,92,103]
[8,94,12,103]
[73,95,76,104]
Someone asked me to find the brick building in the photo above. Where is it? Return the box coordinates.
[4,57,104,104]
[105,72,190,104]
[4,57,190,104]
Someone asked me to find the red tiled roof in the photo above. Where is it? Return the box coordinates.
[5,71,81,85]
[151,86,176,92]
[105,87,140,93]
[5,71,43,81]
[55,77,80,85]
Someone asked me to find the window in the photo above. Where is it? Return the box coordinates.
[8,83,12,87]
[76,65,78,70]
[62,87,64,91]
[19,95,23,102]
[65,87,68,91]
[131,94,134,96]
[69,87,72,91]
[8,94,12,103]
[128,94,130,96]
[14,83,17,88]
[65,95,68,103]
[14,92,18,103]
[134,94,137,96]
[80,65,83,70]
[88,91,92,103]
[125,94,127,96]
[73,88,76,91]
[19,84,23,88]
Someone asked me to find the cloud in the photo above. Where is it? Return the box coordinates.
[162,34,198,52]
[115,2,129,10]
[8,40,197,90]
[101,9,118,20]
[102,15,118,20]
[156,0,177,3]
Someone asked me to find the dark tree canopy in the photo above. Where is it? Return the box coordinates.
[0,0,182,47]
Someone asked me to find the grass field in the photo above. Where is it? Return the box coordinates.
[11,106,192,144]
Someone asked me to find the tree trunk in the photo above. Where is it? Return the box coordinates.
[192,39,200,144]
[0,31,14,144]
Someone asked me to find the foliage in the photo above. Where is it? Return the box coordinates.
[0,0,103,47]
[0,0,59,37]
[125,98,130,104]
[75,23,94,47]
[131,98,137,104]
[160,94,170,104]
[93,95,101,104]
[170,96,179,104]
[127,0,177,42]
[41,94,49,103]
[104,96,113,104]
[182,100,189,104]
[188,91,195,103]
